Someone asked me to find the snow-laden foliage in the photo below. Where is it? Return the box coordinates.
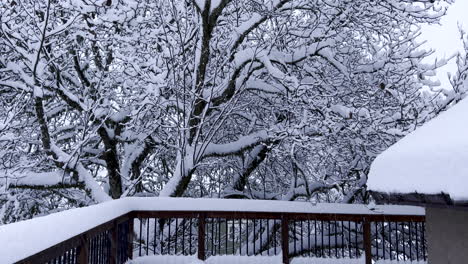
[0,0,465,223]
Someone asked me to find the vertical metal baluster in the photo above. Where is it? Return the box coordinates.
[168,218,172,255]
[293,220,297,255]
[348,221,351,258]
[88,237,92,263]
[225,219,228,255]
[95,235,99,264]
[104,231,108,263]
[395,222,399,261]
[409,222,413,261]
[354,222,359,258]
[260,219,263,256]
[335,221,338,258]
[175,218,178,255]
[239,219,242,256]
[341,221,344,258]
[300,221,304,257]
[146,219,150,255]
[308,220,311,257]
[95,235,98,263]
[139,218,143,257]
[422,222,426,261]
[211,218,215,256]
[218,218,221,255]
[267,219,271,256]
[95,234,99,264]
[382,221,385,259]
[101,232,104,264]
[375,222,379,260]
[232,219,235,255]
[182,218,185,255]
[153,219,157,254]
[253,219,256,255]
[246,219,249,256]
[389,221,393,260]
[190,218,193,255]
[274,219,277,255]
[415,222,419,261]
[402,222,406,261]
[321,220,324,257]
[328,221,331,257]
[314,221,318,257]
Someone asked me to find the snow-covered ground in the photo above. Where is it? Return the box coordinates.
[368,97,468,201]
[0,197,424,263]
[126,255,427,264]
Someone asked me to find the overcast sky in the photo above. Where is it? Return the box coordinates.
[419,0,468,90]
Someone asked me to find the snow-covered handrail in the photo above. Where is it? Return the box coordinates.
[0,197,425,264]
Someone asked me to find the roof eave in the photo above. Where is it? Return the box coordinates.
[369,191,468,210]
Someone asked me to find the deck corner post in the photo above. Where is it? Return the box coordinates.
[281,214,290,264]
[363,218,372,264]
[198,212,206,261]
[127,214,134,261]
[77,234,89,264]
[110,219,118,264]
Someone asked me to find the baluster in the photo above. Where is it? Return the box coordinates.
[335,220,338,258]
[354,222,359,258]
[253,219,256,255]
[341,221,344,258]
[190,218,193,255]
[321,220,324,257]
[239,219,242,256]
[139,218,142,257]
[348,221,352,258]
[182,218,185,255]
[415,222,419,261]
[300,220,304,257]
[395,222,399,260]
[389,221,393,260]
[259,219,263,256]
[232,219,235,255]
[422,222,426,261]
[409,222,413,261]
[225,218,228,255]
[274,219,277,255]
[153,218,157,254]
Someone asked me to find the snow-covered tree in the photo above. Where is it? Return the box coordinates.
[0,0,461,224]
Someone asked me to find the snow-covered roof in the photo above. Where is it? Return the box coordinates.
[368,97,468,202]
[0,197,423,263]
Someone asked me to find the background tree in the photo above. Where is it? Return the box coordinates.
[0,0,463,224]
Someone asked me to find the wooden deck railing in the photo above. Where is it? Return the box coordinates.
[14,208,426,264]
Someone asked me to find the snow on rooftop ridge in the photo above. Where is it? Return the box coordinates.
[368,97,468,201]
[0,197,424,263]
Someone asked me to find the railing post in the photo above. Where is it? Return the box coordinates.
[198,212,206,261]
[363,218,372,264]
[110,220,118,264]
[127,216,134,260]
[281,214,289,264]
[77,234,89,264]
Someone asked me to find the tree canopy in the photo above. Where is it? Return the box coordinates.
[1,0,466,224]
